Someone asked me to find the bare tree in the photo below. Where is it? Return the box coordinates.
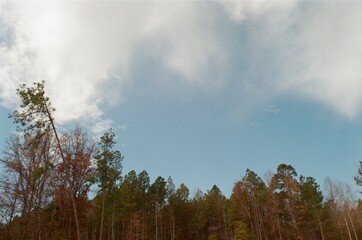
[324,177,359,240]
[10,81,86,239]
[53,127,95,239]
[0,132,55,240]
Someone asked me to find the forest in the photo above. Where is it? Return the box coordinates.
[0,82,362,240]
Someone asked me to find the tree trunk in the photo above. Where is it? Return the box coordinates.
[142,211,145,240]
[70,190,81,240]
[318,218,325,240]
[160,210,163,240]
[342,212,353,240]
[111,202,115,240]
[276,214,282,240]
[222,208,228,240]
[46,99,82,240]
[346,209,358,240]
[99,192,106,240]
[6,188,19,240]
[171,215,175,240]
[155,203,158,240]
[122,221,125,240]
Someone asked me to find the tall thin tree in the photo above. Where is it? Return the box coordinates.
[10,81,82,240]
[95,129,123,240]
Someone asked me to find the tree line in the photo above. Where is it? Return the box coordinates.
[0,81,362,240]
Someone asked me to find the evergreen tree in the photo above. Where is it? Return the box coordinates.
[94,129,123,240]
[231,169,267,240]
[269,164,303,239]
[299,176,324,238]
[355,161,362,192]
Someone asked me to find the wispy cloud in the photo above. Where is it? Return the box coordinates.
[0,0,362,126]
[91,118,114,138]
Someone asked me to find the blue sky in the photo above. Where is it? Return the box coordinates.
[1,1,362,196]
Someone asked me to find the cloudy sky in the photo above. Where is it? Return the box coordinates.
[1,0,362,195]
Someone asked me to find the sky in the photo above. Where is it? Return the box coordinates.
[1,0,362,197]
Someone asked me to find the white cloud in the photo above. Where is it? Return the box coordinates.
[286,2,362,118]
[120,124,128,131]
[222,1,362,118]
[147,2,226,85]
[221,0,298,23]
[0,1,226,125]
[91,118,114,138]
[1,0,362,125]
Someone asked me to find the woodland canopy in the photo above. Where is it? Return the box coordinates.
[0,82,361,240]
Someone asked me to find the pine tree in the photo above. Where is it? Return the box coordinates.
[94,129,123,240]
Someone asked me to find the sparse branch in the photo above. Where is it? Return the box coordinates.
[8,81,82,240]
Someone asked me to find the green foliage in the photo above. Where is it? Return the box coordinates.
[299,176,324,237]
[149,176,167,206]
[95,128,123,192]
[175,183,190,202]
[10,81,55,135]
[233,221,255,240]
[241,169,267,200]
[208,232,218,240]
[2,82,362,240]
[119,170,145,210]
[273,164,298,193]
[230,169,267,240]
[355,161,362,191]
[300,176,323,210]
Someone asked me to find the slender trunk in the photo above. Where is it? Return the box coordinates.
[21,185,30,240]
[346,209,358,240]
[36,179,46,240]
[122,221,125,240]
[6,188,19,239]
[222,208,228,240]
[29,185,36,240]
[160,210,163,240]
[38,210,42,240]
[342,212,353,240]
[171,215,175,240]
[318,218,325,240]
[111,202,115,240]
[276,214,282,240]
[45,98,81,240]
[70,190,81,240]
[294,214,301,240]
[257,203,264,240]
[337,221,344,239]
[155,203,158,240]
[99,192,106,240]
[68,212,72,240]
[142,210,145,240]
[255,203,262,240]
[21,210,30,240]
